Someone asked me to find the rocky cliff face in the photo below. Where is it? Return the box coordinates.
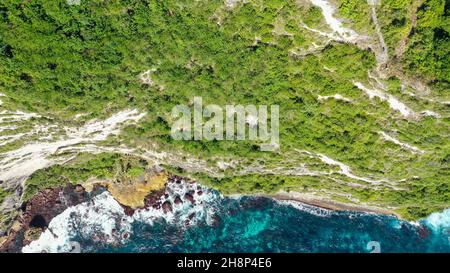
[0,173,210,252]
[0,183,92,252]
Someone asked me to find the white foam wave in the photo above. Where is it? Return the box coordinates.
[22,191,133,253]
[422,209,450,231]
[134,181,218,226]
[22,180,220,253]
[277,199,335,218]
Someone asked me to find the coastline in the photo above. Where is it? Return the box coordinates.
[3,179,448,252]
[256,191,403,219]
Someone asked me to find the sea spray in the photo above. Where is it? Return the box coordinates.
[277,200,336,218]
[22,181,450,253]
[22,180,219,253]
[422,209,450,230]
[22,191,133,253]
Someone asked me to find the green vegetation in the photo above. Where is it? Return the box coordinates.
[0,0,448,220]
[378,0,415,54]
[0,188,7,205]
[337,0,373,33]
[27,150,449,220]
[23,153,148,201]
[403,0,449,89]
[337,0,449,93]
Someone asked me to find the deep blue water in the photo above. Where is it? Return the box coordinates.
[25,181,448,253]
[83,195,449,253]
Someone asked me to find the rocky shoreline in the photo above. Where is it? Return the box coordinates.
[264,192,434,240]
[266,191,403,219]
[0,174,206,252]
[2,171,439,252]
[0,183,93,252]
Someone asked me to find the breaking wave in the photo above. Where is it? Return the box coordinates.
[22,181,450,253]
[22,180,220,253]
[422,209,450,231]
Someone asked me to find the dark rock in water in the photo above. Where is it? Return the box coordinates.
[211,214,221,227]
[162,201,173,213]
[122,205,135,217]
[174,196,182,205]
[164,193,169,199]
[153,202,162,210]
[144,188,165,209]
[197,190,203,196]
[417,225,430,239]
[24,183,89,228]
[188,213,195,220]
[184,193,195,204]
[240,196,271,210]
[170,174,188,185]
[0,183,91,253]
